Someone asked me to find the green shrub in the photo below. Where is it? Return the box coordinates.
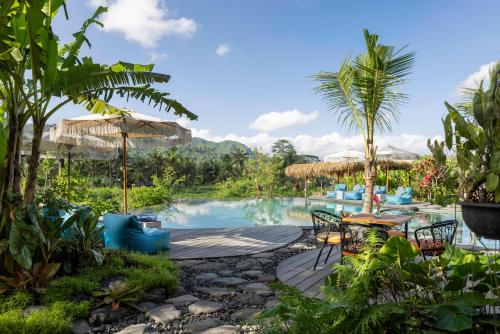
[83,187,121,215]
[128,186,170,208]
[0,291,33,313]
[215,178,255,198]
[41,274,103,304]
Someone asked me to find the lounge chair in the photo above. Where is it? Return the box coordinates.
[343,184,365,200]
[385,186,413,205]
[103,213,170,254]
[326,184,347,199]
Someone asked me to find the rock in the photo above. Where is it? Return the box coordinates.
[72,319,90,334]
[251,252,274,258]
[213,277,248,287]
[184,318,223,333]
[177,259,205,267]
[218,270,233,277]
[146,304,181,324]
[165,294,200,307]
[195,272,218,281]
[244,283,273,297]
[240,270,263,279]
[145,288,166,302]
[197,287,236,298]
[258,273,276,283]
[108,308,128,322]
[139,302,157,312]
[235,259,262,271]
[274,248,290,254]
[23,305,46,317]
[289,243,309,250]
[192,262,226,272]
[88,308,108,326]
[188,301,224,315]
[201,325,240,334]
[231,308,262,322]
[115,323,159,334]
[232,293,265,306]
[172,285,187,297]
[256,258,274,265]
[264,299,279,308]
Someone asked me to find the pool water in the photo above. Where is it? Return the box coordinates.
[142,198,494,248]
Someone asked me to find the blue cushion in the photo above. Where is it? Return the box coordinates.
[344,191,362,200]
[352,184,362,192]
[395,187,406,196]
[374,185,386,194]
[334,184,347,192]
[136,214,158,222]
[326,191,337,199]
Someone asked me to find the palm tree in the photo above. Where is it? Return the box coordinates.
[313,29,415,213]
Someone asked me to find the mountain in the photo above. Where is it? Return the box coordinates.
[179,137,252,160]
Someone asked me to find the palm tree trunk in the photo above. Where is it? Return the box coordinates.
[362,158,377,213]
[23,119,44,204]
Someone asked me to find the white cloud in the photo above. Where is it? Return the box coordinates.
[175,118,193,128]
[215,43,231,56]
[249,109,318,132]
[189,128,441,158]
[149,52,168,62]
[455,60,498,95]
[88,0,198,48]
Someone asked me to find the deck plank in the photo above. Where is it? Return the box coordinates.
[277,248,340,298]
[168,226,303,260]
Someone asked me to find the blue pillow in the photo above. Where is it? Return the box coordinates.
[395,187,406,196]
[352,184,362,192]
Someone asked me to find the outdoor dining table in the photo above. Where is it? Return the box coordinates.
[342,213,413,239]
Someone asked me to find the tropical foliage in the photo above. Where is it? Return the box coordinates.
[259,236,500,333]
[313,29,415,213]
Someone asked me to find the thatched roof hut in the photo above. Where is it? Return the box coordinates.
[285,159,413,179]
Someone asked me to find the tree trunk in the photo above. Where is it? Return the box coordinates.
[12,119,24,195]
[362,157,377,213]
[23,120,44,204]
[0,111,21,209]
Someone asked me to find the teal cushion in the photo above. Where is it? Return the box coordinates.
[334,184,347,192]
[352,184,362,192]
[103,214,131,249]
[395,187,406,196]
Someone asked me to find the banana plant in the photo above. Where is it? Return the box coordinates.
[443,62,500,202]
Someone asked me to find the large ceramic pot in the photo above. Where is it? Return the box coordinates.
[459,202,500,240]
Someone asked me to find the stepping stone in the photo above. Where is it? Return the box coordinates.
[251,252,274,258]
[139,302,157,312]
[244,283,273,297]
[72,319,90,334]
[198,287,236,298]
[192,262,226,272]
[165,294,200,307]
[213,277,248,287]
[146,304,181,324]
[115,324,159,334]
[265,299,279,308]
[184,319,223,333]
[188,301,224,315]
[201,325,240,334]
[219,270,234,276]
[24,306,46,317]
[289,243,310,250]
[257,258,274,265]
[231,308,262,322]
[235,259,262,271]
[258,273,277,283]
[240,270,263,279]
[195,272,218,281]
[232,293,265,306]
[177,260,205,267]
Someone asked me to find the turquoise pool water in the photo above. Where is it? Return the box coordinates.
[143,198,494,248]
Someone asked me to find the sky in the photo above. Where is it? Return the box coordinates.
[52,0,500,158]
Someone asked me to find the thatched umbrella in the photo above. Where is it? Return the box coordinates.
[55,110,191,213]
[377,145,419,189]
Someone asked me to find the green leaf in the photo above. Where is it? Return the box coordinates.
[486,173,499,192]
[442,112,453,149]
[378,236,418,266]
[430,304,473,332]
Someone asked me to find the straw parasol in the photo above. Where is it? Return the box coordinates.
[55,110,191,213]
[377,145,419,189]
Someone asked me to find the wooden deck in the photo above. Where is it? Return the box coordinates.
[168,225,303,260]
[277,248,340,298]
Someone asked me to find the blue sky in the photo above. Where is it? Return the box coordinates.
[53,0,500,157]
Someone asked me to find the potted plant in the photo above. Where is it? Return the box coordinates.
[443,63,500,239]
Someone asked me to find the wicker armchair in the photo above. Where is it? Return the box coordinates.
[339,223,388,264]
[310,210,342,270]
[414,220,457,260]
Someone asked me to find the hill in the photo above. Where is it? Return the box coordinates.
[179,137,252,160]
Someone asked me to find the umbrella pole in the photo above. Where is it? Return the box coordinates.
[122,133,128,214]
[67,151,71,201]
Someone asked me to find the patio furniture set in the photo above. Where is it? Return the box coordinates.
[311,209,457,270]
[326,184,414,205]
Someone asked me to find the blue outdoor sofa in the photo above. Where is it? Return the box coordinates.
[361,185,387,201]
[103,214,170,254]
[326,184,347,199]
[343,184,365,200]
[385,186,413,205]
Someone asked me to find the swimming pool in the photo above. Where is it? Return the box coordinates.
[141,198,494,248]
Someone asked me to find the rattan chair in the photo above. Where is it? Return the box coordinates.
[339,222,389,264]
[414,220,457,260]
[310,210,342,270]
